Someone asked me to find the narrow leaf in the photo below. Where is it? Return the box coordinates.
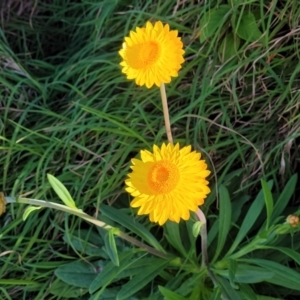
[261,179,273,229]
[55,260,103,288]
[226,181,273,256]
[63,230,107,257]
[22,206,42,221]
[192,221,202,238]
[272,174,297,221]
[216,275,242,300]
[261,246,300,266]
[213,185,232,262]
[104,229,119,266]
[165,222,188,257]
[49,279,87,298]
[158,286,188,300]
[89,251,133,294]
[100,204,164,252]
[215,263,273,283]
[117,259,169,300]
[244,258,300,291]
[228,259,238,288]
[47,174,77,209]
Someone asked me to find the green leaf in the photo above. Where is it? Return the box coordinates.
[239,284,257,300]
[55,260,104,288]
[0,279,38,285]
[219,33,240,62]
[49,279,87,298]
[230,0,258,5]
[213,185,232,262]
[225,181,273,256]
[215,263,273,283]
[158,286,188,300]
[272,173,297,221]
[208,218,219,245]
[63,229,107,257]
[231,195,251,223]
[116,257,166,279]
[185,219,197,258]
[100,204,165,253]
[89,287,124,300]
[216,275,243,300]
[47,174,77,209]
[192,221,203,238]
[200,5,231,43]
[104,229,119,266]
[165,222,188,257]
[257,296,282,300]
[235,11,265,44]
[89,251,133,294]
[116,259,169,300]
[261,179,273,229]
[261,246,300,266]
[209,287,223,300]
[244,258,300,290]
[228,259,238,289]
[22,206,42,221]
[89,288,121,300]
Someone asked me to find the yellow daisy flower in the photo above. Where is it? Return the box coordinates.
[119,21,185,88]
[125,143,211,225]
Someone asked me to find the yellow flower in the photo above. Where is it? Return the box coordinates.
[125,143,211,225]
[0,192,6,216]
[119,21,185,88]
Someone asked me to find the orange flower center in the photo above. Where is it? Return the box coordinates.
[147,161,179,194]
[126,42,160,69]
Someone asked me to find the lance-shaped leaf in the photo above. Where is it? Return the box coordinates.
[47,174,77,209]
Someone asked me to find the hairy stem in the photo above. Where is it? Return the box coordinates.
[4,196,168,259]
[160,83,173,144]
[195,208,218,287]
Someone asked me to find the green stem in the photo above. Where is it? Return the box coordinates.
[4,196,168,259]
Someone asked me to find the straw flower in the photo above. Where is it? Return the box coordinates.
[119,21,184,88]
[0,192,6,216]
[125,143,211,225]
[286,214,299,227]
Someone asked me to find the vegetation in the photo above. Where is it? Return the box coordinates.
[0,0,300,299]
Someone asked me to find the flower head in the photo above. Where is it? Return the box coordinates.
[0,192,6,216]
[286,214,299,227]
[119,21,185,88]
[125,143,211,225]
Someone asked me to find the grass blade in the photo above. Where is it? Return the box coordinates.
[213,185,232,262]
[261,179,274,229]
[225,181,273,257]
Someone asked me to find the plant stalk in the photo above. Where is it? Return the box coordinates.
[160,83,173,144]
[4,196,168,259]
[195,208,218,287]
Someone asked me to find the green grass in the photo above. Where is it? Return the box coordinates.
[1,0,300,299]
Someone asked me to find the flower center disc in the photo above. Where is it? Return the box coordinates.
[147,161,179,194]
[126,42,160,69]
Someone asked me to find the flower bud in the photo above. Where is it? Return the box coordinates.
[0,192,6,216]
[286,214,299,227]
